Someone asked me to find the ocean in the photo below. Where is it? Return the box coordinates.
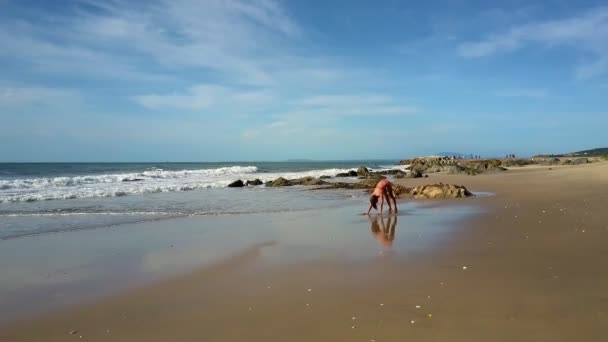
[0,161,403,239]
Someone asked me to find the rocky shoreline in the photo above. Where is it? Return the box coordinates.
[399,156,597,175]
[226,155,601,199]
[227,166,472,199]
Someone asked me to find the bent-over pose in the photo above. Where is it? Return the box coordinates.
[367,179,397,214]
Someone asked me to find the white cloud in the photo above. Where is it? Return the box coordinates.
[458,6,608,78]
[268,120,287,128]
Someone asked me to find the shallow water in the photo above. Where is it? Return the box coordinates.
[0,200,478,324]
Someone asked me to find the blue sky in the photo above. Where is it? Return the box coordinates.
[0,0,606,162]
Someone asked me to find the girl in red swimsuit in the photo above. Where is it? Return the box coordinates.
[367,179,398,214]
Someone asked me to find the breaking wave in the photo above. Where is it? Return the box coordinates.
[0,165,357,203]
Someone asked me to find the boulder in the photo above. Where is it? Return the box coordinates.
[409,170,422,178]
[228,180,244,187]
[358,178,383,188]
[319,175,332,179]
[374,169,406,175]
[462,159,506,175]
[291,176,327,186]
[267,177,292,187]
[357,166,370,176]
[246,179,263,186]
[410,183,473,199]
[336,170,358,177]
[122,178,144,182]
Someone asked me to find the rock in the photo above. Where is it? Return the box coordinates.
[501,158,535,167]
[534,157,561,165]
[391,184,412,197]
[228,180,244,187]
[336,170,358,177]
[401,156,506,175]
[374,169,406,175]
[463,159,506,175]
[410,183,473,199]
[409,170,422,178]
[267,177,292,187]
[122,178,144,182]
[358,178,383,188]
[424,174,429,178]
[394,173,405,179]
[311,179,414,198]
[570,158,589,165]
[356,166,370,176]
[246,179,263,186]
[291,176,327,186]
[319,175,332,179]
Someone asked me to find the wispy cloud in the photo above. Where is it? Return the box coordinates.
[132,85,274,112]
[0,86,79,106]
[0,0,302,85]
[493,88,550,99]
[295,94,417,117]
[458,6,608,78]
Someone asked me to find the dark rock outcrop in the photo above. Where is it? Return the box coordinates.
[265,176,328,187]
[319,175,332,179]
[122,178,144,182]
[246,179,263,186]
[401,157,506,175]
[228,180,244,187]
[464,159,506,175]
[291,176,328,186]
[409,170,422,178]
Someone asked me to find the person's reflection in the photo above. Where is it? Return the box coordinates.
[368,214,397,249]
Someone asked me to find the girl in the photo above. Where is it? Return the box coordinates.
[367,179,398,214]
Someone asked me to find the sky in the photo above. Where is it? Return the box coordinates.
[0,0,607,162]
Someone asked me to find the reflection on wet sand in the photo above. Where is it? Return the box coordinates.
[368,214,397,249]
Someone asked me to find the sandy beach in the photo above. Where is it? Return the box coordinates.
[1,161,607,341]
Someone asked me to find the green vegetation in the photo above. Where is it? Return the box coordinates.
[534,147,608,158]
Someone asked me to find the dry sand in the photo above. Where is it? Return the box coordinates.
[1,162,607,341]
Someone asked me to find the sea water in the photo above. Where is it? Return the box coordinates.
[0,161,400,239]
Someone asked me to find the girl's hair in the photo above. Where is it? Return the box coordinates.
[370,195,379,209]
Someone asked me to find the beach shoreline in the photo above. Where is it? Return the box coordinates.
[1,162,607,341]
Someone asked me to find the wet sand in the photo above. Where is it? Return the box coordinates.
[1,162,607,341]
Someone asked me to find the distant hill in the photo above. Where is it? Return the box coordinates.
[533,147,608,158]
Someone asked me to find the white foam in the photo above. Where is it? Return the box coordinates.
[0,165,359,203]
